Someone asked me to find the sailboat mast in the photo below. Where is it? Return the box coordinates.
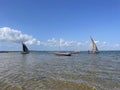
[59,39,62,51]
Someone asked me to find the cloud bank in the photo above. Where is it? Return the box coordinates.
[0,27,40,45]
[0,27,120,50]
[44,38,120,50]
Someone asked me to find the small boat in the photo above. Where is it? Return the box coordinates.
[55,39,71,56]
[21,43,29,54]
[55,52,71,56]
[88,37,99,54]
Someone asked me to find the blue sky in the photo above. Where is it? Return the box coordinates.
[0,0,120,51]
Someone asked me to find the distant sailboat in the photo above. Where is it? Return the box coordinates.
[88,37,99,54]
[55,39,71,56]
[21,43,29,54]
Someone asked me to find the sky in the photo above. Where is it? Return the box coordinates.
[0,0,120,51]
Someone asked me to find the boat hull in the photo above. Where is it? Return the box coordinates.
[55,52,71,56]
[21,52,29,54]
[88,51,99,54]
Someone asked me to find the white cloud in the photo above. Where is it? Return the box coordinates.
[0,27,120,50]
[94,40,99,43]
[47,38,58,47]
[115,44,120,47]
[0,27,40,45]
[42,38,115,50]
[46,38,82,47]
[94,41,120,50]
[42,38,88,50]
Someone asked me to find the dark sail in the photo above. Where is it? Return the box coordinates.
[21,43,29,54]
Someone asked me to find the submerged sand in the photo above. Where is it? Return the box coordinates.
[0,78,97,90]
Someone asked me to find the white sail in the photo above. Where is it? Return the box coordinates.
[90,37,98,51]
[88,37,99,54]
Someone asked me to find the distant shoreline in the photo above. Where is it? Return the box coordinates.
[1,50,120,52]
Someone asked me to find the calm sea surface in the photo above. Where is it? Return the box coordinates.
[0,51,119,90]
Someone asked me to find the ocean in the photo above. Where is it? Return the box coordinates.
[0,51,119,90]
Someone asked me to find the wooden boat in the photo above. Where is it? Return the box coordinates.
[55,52,71,56]
[55,39,71,56]
[21,43,29,54]
[88,37,99,54]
